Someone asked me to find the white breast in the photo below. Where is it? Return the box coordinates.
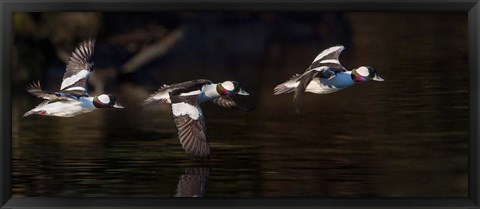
[34,97,96,117]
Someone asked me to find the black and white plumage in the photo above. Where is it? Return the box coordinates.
[171,94,209,159]
[274,45,384,113]
[60,39,95,97]
[23,39,124,117]
[144,79,252,159]
[174,167,210,197]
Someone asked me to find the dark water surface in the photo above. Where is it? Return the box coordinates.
[12,12,468,197]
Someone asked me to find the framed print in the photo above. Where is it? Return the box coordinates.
[1,0,479,208]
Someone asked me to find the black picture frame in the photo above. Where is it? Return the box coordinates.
[1,0,479,208]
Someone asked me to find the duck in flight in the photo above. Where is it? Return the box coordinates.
[23,39,124,117]
[144,79,252,159]
[273,45,384,113]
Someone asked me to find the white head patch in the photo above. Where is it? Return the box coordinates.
[172,102,202,120]
[98,94,110,104]
[221,81,235,91]
[356,66,370,77]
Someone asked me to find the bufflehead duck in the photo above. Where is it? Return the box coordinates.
[273,45,384,112]
[23,39,124,118]
[144,79,251,159]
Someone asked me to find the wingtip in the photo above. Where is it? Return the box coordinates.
[26,80,42,90]
[77,38,96,51]
[292,89,303,114]
[84,38,96,46]
[293,100,301,114]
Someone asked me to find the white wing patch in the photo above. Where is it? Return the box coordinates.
[304,66,329,74]
[319,59,340,64]
[356,66,370,76]
[64,86,86,92]
[180,90,202,96]
[98,94,110,103]
[60,70,89,90]
[313,45,344,63]
[172,102,202,120]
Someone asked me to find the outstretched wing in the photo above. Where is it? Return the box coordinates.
[144,80,212,104]
[59,39,95,97]
[212,96,254,112]
[293,70,319,113]
[169,79,212,96]
[26,81,76,101]
[144,84,176,104]
[293,45,348,112]
[308,45,346,74]
[174,167,210,197]
[170,95,210,159]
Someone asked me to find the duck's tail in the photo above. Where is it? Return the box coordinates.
[144,84,171,105]
[273,74,301,95]
[23,109,39,117]
[23,101,49,117]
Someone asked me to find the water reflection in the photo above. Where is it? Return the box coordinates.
[12,12,468,197]
[175,167,210,197]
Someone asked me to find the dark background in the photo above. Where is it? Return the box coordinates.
[11,12,468,197]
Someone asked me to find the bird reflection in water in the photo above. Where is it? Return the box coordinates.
[174,167,210,197]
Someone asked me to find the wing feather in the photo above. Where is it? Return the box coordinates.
[144,80,212,104]
[293,70,318,113]
[60,39,95,96]
[26,81,76,102]
[173,115,210,159]
[171,96,210,159]
[212,96,254,112]
[308,45,346,74]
